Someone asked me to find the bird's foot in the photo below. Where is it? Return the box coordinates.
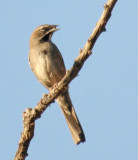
[49,83,59,93]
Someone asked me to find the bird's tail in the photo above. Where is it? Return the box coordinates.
[56,90,85,144]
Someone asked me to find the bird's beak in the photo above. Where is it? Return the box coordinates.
[46,25,60,35]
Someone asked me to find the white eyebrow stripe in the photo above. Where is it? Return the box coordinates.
[34,25,50,32]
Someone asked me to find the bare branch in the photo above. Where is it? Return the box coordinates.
[14,0,118,159]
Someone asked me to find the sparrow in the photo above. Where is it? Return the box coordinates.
[29,24,85,144]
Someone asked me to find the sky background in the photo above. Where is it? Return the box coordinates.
[0,0,138,160]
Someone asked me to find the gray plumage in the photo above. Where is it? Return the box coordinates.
[29,24,85,144]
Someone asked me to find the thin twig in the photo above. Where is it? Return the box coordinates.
[14,0,118,159]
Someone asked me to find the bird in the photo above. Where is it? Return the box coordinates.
[28,24,85,144]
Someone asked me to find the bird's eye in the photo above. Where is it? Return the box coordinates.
[41,28,46,32]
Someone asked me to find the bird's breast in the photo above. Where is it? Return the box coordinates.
[29,42,66,89]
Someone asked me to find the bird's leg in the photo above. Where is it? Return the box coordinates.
[49,83,59,93]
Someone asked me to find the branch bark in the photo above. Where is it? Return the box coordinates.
[14,0,117,159]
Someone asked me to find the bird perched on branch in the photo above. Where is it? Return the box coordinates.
[29,24,85,144]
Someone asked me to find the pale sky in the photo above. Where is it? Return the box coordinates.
[0,1,138,160]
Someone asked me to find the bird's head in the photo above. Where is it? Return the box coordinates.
[29,24,59,47]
